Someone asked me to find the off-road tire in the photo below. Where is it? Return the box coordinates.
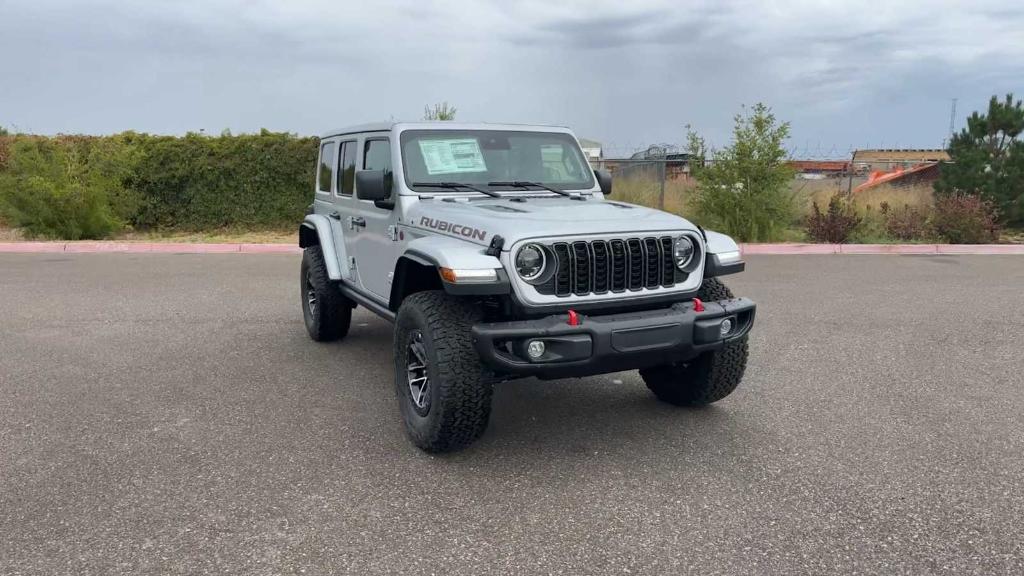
[640,278,749,406]
[393,290,492,453]
[300,245,352,342]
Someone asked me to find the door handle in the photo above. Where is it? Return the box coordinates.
[328,211,342,220]
[350,216,367,228]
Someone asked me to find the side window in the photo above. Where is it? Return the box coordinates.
[364,139,391,173]
[337,141,356,196]
[317,142,335,193]
[364,138,393,198]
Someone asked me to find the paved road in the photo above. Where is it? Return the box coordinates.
[2,254,1023,575]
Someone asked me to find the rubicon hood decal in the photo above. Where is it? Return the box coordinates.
[407,197,697,247]
[419,217,487,242]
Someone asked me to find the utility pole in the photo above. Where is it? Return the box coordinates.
[947,98,958,146]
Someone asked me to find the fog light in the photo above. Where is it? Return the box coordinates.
[720,318,733,337]
[526,340,546,359]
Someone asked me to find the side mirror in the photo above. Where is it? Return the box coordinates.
[594,169,612,196]
[355,170,393,208]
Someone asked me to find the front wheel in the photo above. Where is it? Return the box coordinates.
[640,278,749,406]
[393,291,493,453]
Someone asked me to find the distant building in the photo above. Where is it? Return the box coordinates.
[787,160,851,179]
[850,149,948,193]
[854,163,943,193]
[578,138,603,163]
[852,149,950,172]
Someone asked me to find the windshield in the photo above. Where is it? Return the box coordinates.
[400,130,595,192]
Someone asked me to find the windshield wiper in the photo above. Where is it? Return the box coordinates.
[411,181,504,198]
[488,181,585,201]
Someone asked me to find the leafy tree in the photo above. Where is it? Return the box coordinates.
[687,103,796,242]
[936,94,1024,226]
[423,102,457,121]
[0,126,9,136]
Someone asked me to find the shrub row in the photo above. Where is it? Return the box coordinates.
[0,131,317,239]
[805,193,1000,244]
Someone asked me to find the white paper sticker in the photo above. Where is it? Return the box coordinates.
[417,139,487,175]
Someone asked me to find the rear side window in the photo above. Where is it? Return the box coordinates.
[337,141,356,195]
[318,142,335,193]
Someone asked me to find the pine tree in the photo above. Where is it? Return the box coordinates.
[936,94,1024,226]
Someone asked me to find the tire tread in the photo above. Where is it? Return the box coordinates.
[301,245,351,342]
[640,278,749,406]
[395,291,492,452]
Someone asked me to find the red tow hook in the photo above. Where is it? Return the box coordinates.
[567,309,580,326]
[692,297,704,312]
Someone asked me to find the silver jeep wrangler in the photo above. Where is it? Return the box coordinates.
[299,122,755,452]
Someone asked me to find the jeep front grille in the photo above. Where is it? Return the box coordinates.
[536,236,680,296]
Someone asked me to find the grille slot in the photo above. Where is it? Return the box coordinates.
[626,239,643,290]
[552,243,572,296]
[571,241,591,295]
[609,240,627,292]
[536,235,683,297]
[643,237,660,288]
[660,237,675,287]
[592,240,609,293]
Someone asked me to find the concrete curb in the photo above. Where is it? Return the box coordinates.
[739,243,1024,255]
[1,242,1023,255]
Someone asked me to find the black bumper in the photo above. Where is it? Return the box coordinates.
[471,298,756,379]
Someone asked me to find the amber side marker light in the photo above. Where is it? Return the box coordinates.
[439,267,499,284]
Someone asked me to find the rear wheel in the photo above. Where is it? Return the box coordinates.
[640,278,749,406]
[393,291,492,453]
[300,245,352,342]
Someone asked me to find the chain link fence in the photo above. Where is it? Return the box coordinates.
[589,155,943,216]
[590,158,696,214]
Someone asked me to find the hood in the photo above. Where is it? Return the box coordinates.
[405,196,696,247]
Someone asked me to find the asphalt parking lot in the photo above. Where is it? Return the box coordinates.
[2,253,1023,575]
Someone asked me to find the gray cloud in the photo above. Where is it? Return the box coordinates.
[1,0,1021,153]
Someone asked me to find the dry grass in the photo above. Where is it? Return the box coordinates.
[792,180,934,215]
[612,177,697,217]
[791,179,847,214]
[118,228,297,243]
[852,183,934,212]
[0,225,25,241]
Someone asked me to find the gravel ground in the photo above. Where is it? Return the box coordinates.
[1,253,1022,575]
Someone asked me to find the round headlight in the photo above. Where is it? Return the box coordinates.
[515,244,546,282]
[673,236,695,270]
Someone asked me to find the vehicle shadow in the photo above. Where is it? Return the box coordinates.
[325,313,763,467]
[473,376,747,459]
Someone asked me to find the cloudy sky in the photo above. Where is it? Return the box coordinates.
[1,0,1022,156]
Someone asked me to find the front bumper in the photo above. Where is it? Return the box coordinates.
[471,298,755,379]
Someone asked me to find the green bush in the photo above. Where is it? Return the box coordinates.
[0,130,317,239]
[848,204,891,243]
[0,136,120,239]
[126,130,317,230]
[1,175,119,239]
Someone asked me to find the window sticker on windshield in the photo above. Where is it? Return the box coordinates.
[417,139,487,175]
